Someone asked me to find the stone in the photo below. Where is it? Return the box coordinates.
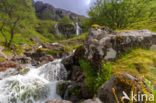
[24,49,54,66]
[71,66,84,82]
[43,43,68,58]
[56,81,71,98]
[97,73,151,103]
[57,81,82,103]
[82,98,102,103]
[62,54,74,71]
[0,61,23,72]
[73,46,85,65]
[150,45,156,50]
[11,55,32,64]
[46,100,72,103]
[84,29,156,67]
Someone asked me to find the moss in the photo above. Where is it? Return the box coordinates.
[71,88,81,95]
[0,57,5,62]
[2,48,14,56]
[92,24,100,30]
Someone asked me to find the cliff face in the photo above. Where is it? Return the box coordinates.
[34,1,85,21]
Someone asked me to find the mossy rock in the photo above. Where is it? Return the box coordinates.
[98,73,151,103]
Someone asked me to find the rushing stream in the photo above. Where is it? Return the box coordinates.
[0,59,67,103]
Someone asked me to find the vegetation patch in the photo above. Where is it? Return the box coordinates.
[79,59,112,92]
[109,48,156,85]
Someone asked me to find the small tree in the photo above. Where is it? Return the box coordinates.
[88,0,155,29]
[0,0,35,47]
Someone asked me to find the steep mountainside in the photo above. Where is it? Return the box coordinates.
[34,1,85,21]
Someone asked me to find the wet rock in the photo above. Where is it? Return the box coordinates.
[80,81,94,99]
[97,73,150,103]
[57,81,82,103]
[84,29,156,68]
[24,49,54,66]
[45,100,72,103]
[0,61,23,72]
[57,81,71,98]
[73,46,85,65]
[71,66,84,82]
[62,54,74,70]
[82,98,102,103]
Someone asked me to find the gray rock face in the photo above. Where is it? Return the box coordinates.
[84,29,156,67]
[97,73,150,103]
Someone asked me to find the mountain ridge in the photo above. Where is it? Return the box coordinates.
[34,1,86,21]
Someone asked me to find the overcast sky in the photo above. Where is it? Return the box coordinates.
[34,0,96,16]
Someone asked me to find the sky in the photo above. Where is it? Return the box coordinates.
[35,0,96,16]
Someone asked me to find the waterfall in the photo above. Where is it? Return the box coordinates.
[76,22,82,36]
[0,59,67,103]
[54,24,60,35]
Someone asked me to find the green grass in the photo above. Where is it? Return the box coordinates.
[109,48,156,85]
[116,18,156,32]
[127,18,156,32]
[58,32,87,52]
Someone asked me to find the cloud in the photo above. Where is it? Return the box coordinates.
[34,0,96,16]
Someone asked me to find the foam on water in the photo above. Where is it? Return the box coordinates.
[0,59,67,103]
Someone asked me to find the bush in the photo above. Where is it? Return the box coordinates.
[79,59,96,91]
[79,59,112,92]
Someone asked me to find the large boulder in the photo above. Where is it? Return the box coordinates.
[97,73,151,103]
[84,28,156,67]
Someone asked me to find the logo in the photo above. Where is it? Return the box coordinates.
[122,91,155,102]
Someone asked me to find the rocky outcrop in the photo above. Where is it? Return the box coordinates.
[97,73,151,103]
[58,23,75,38]
[34,1,85,21]
[84,28,156,67]
[11,55,32,64]
[43,43,67,58]
[24,49,54,66]
[46,100,72,103]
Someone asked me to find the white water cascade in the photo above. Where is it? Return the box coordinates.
[0,59,67,103]
[76,22,82,36]
[54,24,60,35]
